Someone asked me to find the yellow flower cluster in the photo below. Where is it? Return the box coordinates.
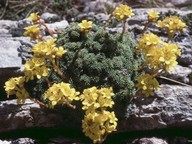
[32,38,67,59]
[24,25,42,41]
[80,87,115,111]
[137,33,162,53]
[113,4,134,21]
[147,43,180,71]
[4,76,29,103]
[78,20,92,33]
[147,10,160,22]
[136,74,159,96]
[157,16,186,35]
[24,57,49,81]
[80,87,117,143]
[82,110,117,143]
[137,33,180,71]
[27,12,40,23]
[44,82,80,107]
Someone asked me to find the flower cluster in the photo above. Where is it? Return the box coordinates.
[80,87,117,143]
[113,4,134,21]
[136,74,159,96]
[147,10,160,22]
[137,33,181,71]
[24,57,49,81]
[82,111,117,143]
[44,82,80,107]
[27,12,40,23]
[137,33,162,53]
[24,25,42,41]
[32,38,67,59]
[4,76,29,103]
[157,16,186,36]
[78,20,92,33]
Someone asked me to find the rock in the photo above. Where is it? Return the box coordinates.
[45,20,69,34]
[0,20,17,29]
[132,137,168,144]
[171,0,192,7]
[9,19,31,37]
[162,65,192,84]
[0,38,22,68]
[177,42,192,66]
[0,99,82,132]
[0,138,34,144]
[41,12,59,23]
[83,0,117,13]
[119,84,192,131]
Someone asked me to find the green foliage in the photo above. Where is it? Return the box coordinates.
[56,23,143,100]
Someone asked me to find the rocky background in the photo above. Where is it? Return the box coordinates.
[0,0,192,144]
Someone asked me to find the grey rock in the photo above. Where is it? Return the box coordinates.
[11,138,35,144]
[41,12,59,23]
[45,20,69,35]
[0,138,35,144]
[0,20,17,29]
[171,0,192,7]
[119,84,192,131]
[0,29,12,38]
[162,65,192,84]
[177,42,192,66]
[83,0,117,13]
[132,137,168,144]
[9,19,32,37]
[0,99,76,132]
[0,38,22,68]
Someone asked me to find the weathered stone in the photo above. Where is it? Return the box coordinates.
[171,0,192,7]
[41,12,59,23]
[119,84,192,131]
[45,20,69,34]
[9,20,31,37]
[162,65,192,84]
[0,20,17,29]
[132,137,168,144]
[0,99,82,132]
[0,38,22,68]
[0,138,34,144]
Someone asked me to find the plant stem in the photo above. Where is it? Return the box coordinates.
[141,21,151,34]
[39,20,54,37]
[104,14,113,30]
[120,18,127,41]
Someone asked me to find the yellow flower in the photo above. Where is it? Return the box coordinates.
[32,39,67,59]
[113,4,134,21]
[82,110,117,143]
[44,82,80,107]
[137,33,162,54]
[78,20,92,32]
[80,87,115,110]
[157,16,186,36]
[4,76,29,103]
[136,74,159,96]
[24,25,41,41]
[27,12,40,22]
[24,57,49,81]
[147,10,159,22]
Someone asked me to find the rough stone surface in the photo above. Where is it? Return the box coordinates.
[171,0,192,7]
[119,84,192,131]
[0,38,22,68]
[162,65,192,84]
[0,138,35,144]
[132,137,168,144]
[41,12,59,23]
[45,20,69,34]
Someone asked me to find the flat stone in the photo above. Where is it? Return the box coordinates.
[0,38,22,68]
[119,84,192,131]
